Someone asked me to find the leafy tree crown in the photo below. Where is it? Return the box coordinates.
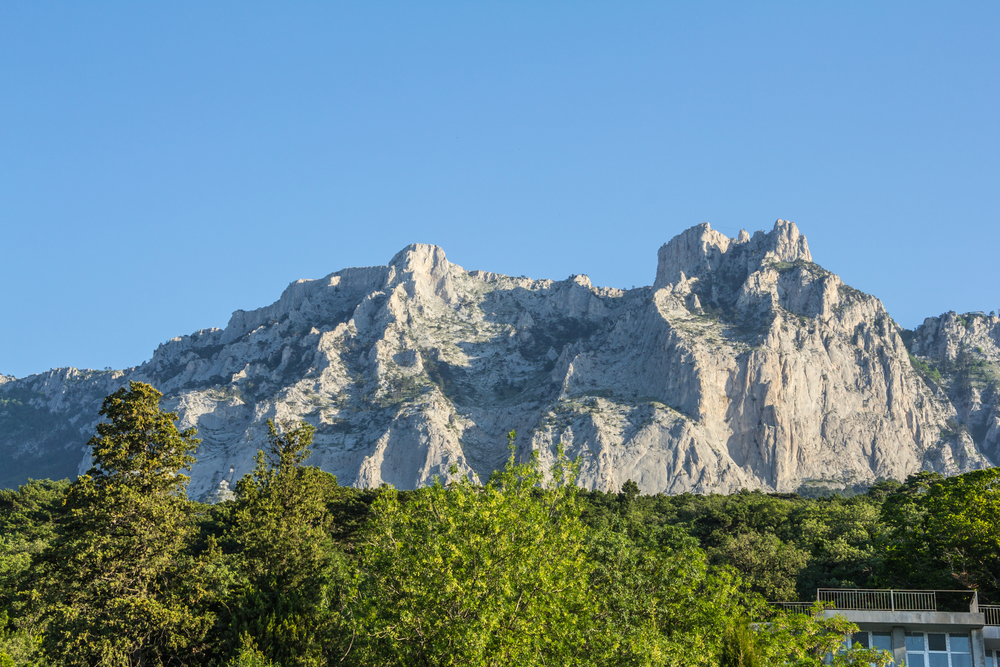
[85,381,200,495]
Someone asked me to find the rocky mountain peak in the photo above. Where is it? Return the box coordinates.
[387,243,459,305]
[654,222,731,288]
[907,311,1000,465]
[768,218,812,264]
[388,243,449,271]
[910,311,1000,364]
[654,219,810,291]
[1,220,995,497]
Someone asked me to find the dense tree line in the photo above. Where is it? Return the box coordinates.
[1,382,996,666]
[578,468,1000,607]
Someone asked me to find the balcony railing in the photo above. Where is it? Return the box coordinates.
[815,589,980,614]
[772,590,999,623]
[983,605,1000,626]
[770,602,815,616]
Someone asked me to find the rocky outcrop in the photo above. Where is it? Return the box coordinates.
[908,312,1000,465]
[653,219,811,291]
[1,220,994,497]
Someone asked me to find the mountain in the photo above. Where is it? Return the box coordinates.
[1,220,997,498]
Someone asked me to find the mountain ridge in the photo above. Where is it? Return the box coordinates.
[2,219,997,497]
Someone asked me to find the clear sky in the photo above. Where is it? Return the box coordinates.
[1,2,997,379]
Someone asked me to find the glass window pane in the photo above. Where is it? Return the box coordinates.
[906,633,925,651]
[928,633,947,652]
[949,634,970,653]
[852,632,870,648]
[928,655,949,667]
[906,654,925,667]
[950,656,971,667]
[873,633,893,651]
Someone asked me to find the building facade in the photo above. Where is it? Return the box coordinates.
[778,589,1000,666]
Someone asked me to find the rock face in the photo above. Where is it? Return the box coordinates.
[908,312,1000,466]
[1,221,995,497]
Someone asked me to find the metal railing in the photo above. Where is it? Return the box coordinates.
[816,589,980,613]
[983,605,1000,626]
[770,602,815,616]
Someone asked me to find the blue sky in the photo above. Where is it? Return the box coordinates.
[1,2,997,378]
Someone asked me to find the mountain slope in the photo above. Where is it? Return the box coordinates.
[1,220,994,497]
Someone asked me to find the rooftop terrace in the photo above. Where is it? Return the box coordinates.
[772,589,1000,626]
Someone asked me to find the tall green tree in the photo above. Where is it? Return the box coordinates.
[921,468,1000,598]
[0,480,69,613]
[584,525,747,666]
[794,496,884,595]
[30,381,212,667]
[879,471,952,590]
[226,419,347,667]
[0,479,70,667]
[351,437,594,666]
[715,531,809,601]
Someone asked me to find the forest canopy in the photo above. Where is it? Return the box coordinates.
[2,382,997,666]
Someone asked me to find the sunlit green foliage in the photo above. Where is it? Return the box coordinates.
[583,525,744,666]
[0,384,991,666]
[345,436,890,667]
[350,437,595,666]
[225,633,276,667]
[880,468,1000,598]
[579,486,888,602]
[922,467,1000,593]
[753,606,894,667]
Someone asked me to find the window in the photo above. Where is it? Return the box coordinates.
[846,632,895,665]
[872,633,893,652]
[904,632,972,667]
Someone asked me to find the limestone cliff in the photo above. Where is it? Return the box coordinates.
[907,311,1000,465]
[1,220,994,496]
